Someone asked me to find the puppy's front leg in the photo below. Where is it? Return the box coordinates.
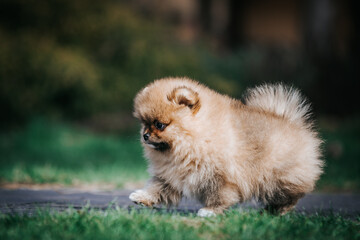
[129,177,182,207]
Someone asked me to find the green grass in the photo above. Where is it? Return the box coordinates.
[0,208,359,240]
[0,117,359,191]
[316,117,360,192]
[0,119,148,188]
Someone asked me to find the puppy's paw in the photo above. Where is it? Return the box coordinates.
[129,189,155,207]
[197,208,216,217]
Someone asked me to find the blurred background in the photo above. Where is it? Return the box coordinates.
[0,0,359,191]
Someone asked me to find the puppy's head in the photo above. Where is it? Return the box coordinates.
[133,78,201,152]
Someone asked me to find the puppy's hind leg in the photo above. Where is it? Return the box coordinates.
[264,191,304,215]
[197,183,241,217]
[129,177,182,207]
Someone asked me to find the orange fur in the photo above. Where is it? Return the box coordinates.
[129,77,323,216]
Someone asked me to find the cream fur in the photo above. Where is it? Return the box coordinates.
[197,208,216,217]
[130,77,323,215]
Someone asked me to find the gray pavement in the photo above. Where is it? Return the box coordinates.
[0,188,359,218]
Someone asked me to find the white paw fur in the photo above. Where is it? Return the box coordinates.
[129,189,153,206]
[197,208,216,217]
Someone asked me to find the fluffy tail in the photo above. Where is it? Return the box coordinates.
[244,84,312,126]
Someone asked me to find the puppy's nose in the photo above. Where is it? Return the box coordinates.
[143,133,150,141]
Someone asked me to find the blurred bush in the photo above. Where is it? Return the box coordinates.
[0,0,244,125]
[2,0,351,127]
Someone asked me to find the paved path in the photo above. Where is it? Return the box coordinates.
[0,189,359,218]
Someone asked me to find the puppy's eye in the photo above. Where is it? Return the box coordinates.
[154,120,166,131]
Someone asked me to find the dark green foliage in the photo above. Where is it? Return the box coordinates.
[1,0,323,125]
[0,0,244,123]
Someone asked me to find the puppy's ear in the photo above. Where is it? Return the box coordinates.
[168,86,201,113]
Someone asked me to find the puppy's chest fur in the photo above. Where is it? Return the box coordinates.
[149,151,217,198]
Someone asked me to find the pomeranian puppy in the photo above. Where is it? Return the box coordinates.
[129,77,323,217]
